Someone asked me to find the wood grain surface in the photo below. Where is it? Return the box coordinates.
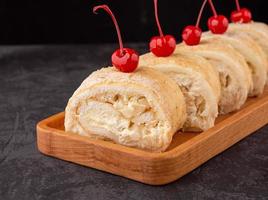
[37,87,268,185]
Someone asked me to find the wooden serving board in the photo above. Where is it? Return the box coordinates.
[37,87,268,185]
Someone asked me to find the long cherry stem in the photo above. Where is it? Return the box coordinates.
[153,0,164,37]
[235,0,241,11]
[208,0,218,16]
[196,0,208,27]
[93,5,124,55]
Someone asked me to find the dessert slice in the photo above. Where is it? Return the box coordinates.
[177,41,252,114]
[140,52,220,132]
[203,31,267,96]
[228,22,268,83]
[65,67,186,152]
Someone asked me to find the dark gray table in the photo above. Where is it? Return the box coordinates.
[0,45,267,200]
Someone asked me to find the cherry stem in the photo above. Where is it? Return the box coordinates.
[153,0,164,37]
[93,5,124,55]
[235,0,241,11]
[196,0,208,27]
[208,0,218,17]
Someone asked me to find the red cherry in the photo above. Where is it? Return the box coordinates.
[231,10,243,23]
[207,0,229,34]
[181,0,207,46]
[231,0,252,23]
[111,48,139,73]
[208,15,229,34]
[150,35,176,57]
[240,8,252,23]
[93,5,139,73]
[231,8,252,23]
[150,0,176,57]
[182,26,202,46]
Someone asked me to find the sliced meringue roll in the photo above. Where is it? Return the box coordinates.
[177,41,253,114]
[140,52,220,132]
[228,22,268,82]
[202,31,267,96]
[65,67,186,152]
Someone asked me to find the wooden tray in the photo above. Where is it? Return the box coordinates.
[37,87,268,185]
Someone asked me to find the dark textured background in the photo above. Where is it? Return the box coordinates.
[0,45,268,200]
[0,0,267,44]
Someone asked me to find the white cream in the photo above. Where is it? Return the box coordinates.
[77,94,166,146]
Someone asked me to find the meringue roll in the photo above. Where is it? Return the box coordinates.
[65,67,186,152]
[177,41,253,114]
[228,22,268,81]
[203,31,267,96]
[140,52,220,132]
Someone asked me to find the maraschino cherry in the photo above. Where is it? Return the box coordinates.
[93,5,139,73]
[149,0,176,57]
[182,0,208,45]
[207,0,229,34]
[231,0,252,23]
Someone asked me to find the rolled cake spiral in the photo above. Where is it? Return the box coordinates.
[177,41,253,114]
[203,31,267,96]
[140,52,220,132]
[228,22,268,82]
[65,67,186,152]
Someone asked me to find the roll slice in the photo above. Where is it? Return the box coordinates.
[65,67,186,152]
[177,41,253,114]
[140,52,220,132]
[203,31,267,96]
[228,22,268,81]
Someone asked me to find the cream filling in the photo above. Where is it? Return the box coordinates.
[76,93,167,147]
